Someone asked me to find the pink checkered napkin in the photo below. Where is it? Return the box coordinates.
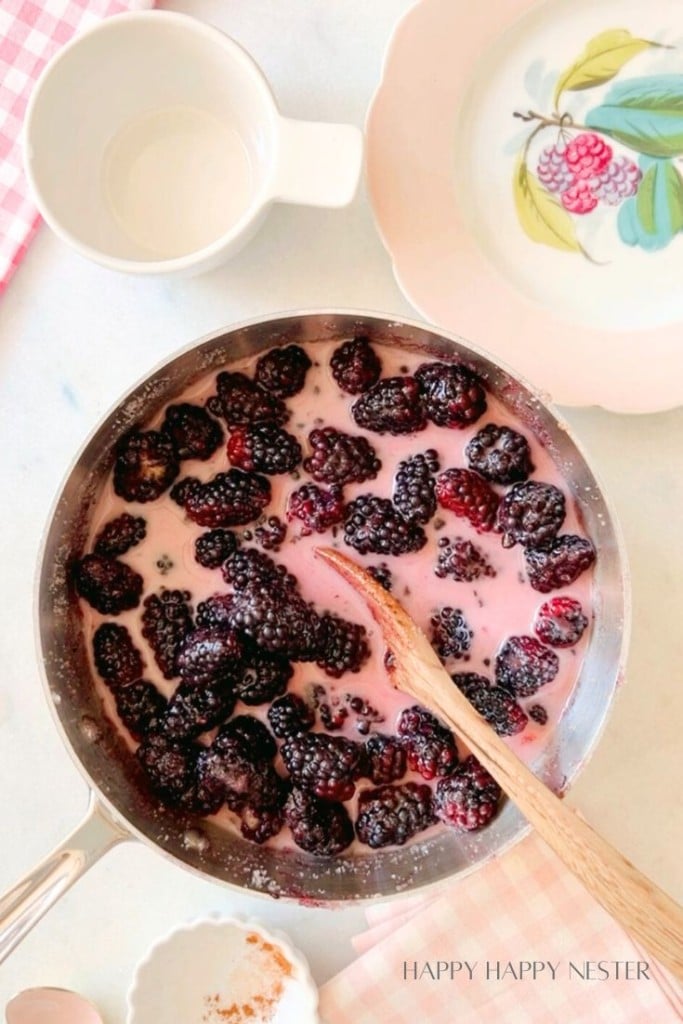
[319,832,683,1024]
[0,0,153,295]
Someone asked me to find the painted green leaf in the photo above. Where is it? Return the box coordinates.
[586,75,683,157]
[618,156,683,251]
[553,29,662,109]
[513,157,586,255]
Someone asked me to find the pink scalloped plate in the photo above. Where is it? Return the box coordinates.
[367,0,683,412]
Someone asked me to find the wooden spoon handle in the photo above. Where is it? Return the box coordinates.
[316,547,683,981]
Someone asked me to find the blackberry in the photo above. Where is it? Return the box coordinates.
[330,336,382,394]
[303,427,381,486]
[207,371,288,427]
[141,589,194,679]
[397,705,458,780]
[161,680,236,740]
[227,587,323,661]
[367,564,393,591]
[281,732,363,801]
[219,715,277,760]
[197,731,280,811]
[254,515,287,551]
[113,429,179,503]
[240,802,284,844]
[352,376,427,435]
[161,403,223,461]
[524,535,596,593]
[115,680,167,740]
[415,362,487,429]
[452,672,528,737]
[495,481,565,549]
[435,756,501,831]
[222,547,296,593]
[534,596,588,647]
[434,535,495,582]
[392,450,440,524]
[430,607,473,661]
[93,623,144,689]
[194,528,239,569]
[344,494,427,556]
[234,646,293,705]
[227,423,302,475]
[465,424,533,484]
[495,635,559,697]
[254,344,312,398]
[171,470,271,528]
[268,694,315,738]
[286,483,345,535]
[316,614,370,678]
[284,787,354,856]
[363,733,407,785]
[355,783,436,849]
[73,554,143,615]
[435,469,499,532]
[137,733,217,814]
[195,593,236,630]
[94,514,146,557]
[176,627,244,688]
[528,704,548,726]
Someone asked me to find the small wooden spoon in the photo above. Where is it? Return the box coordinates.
[316,547,683,981]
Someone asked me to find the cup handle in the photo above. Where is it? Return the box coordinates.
[272,117,363,208]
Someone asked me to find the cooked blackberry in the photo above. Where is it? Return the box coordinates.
[113,429,179,503]
[303,427,381,486]
[495,636,559,697]
[330,336,382,394]
[430,607,473,660]
[528,704,548,725]
[435,756,501,831]
[137,733,218,814]
[435,535,496,582]
[219,715,277,760]
[397,706,458,780]
[524,536,596,593]
[207,371,288,426]
[284,787,354,856]
[197,731,280,811]
[176,627,244,688]
[227,586,323,660]
[318,701,349,732]
[254,344,311,398]
[161,403,223,461]
[234,646,293,705]
[452,672,528,736]
[286,483,345,535]
[355,783,436,848]
[465,424,533,484]
[344,494,427,556]
[281,732,363,801]
[141,589,194,679]
[435,468,499,532]
[160,680,236,740]
[93,623,144,689]
[227,422,302,475]
[415,361,487,429]
[171,470,271,528]
[115,681,167,740]
[351,376,427,435]
[392,450,440,524]
[194,528,239,569]
[254,515,287,551]
[222,547,296,593]
[363,733,407,785]
[240,802,285,844]
[367,564,393,591]
[73,554,143,615]
[268,694,315,738]
[316,614,370,678]
[495,481,566,549]
[93,514,146,557]
[195,593,236,630]
[534,596,588,647]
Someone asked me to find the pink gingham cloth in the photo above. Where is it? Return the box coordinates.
[319,831,683,1024]
[0,0,153,295]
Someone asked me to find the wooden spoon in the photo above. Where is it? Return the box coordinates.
[316,547,683,981]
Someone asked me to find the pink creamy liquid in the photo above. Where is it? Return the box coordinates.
[81,341,594,853]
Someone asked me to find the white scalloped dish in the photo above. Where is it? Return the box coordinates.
[367,0,683,411]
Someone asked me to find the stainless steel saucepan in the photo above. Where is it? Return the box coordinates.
[0,311,629,963]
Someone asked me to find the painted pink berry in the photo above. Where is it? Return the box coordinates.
[561,180,598,215]
[565,132,612,180]
[536,142,574,195]
[591,156,642,205]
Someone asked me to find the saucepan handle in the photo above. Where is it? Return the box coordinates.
[0,792,129,964]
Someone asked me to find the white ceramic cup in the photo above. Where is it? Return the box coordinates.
[23,11,363,276]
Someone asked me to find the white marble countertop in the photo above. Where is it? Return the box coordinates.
[1,0,681,1018]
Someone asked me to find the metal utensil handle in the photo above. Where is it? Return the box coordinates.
[0,793,129,964]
